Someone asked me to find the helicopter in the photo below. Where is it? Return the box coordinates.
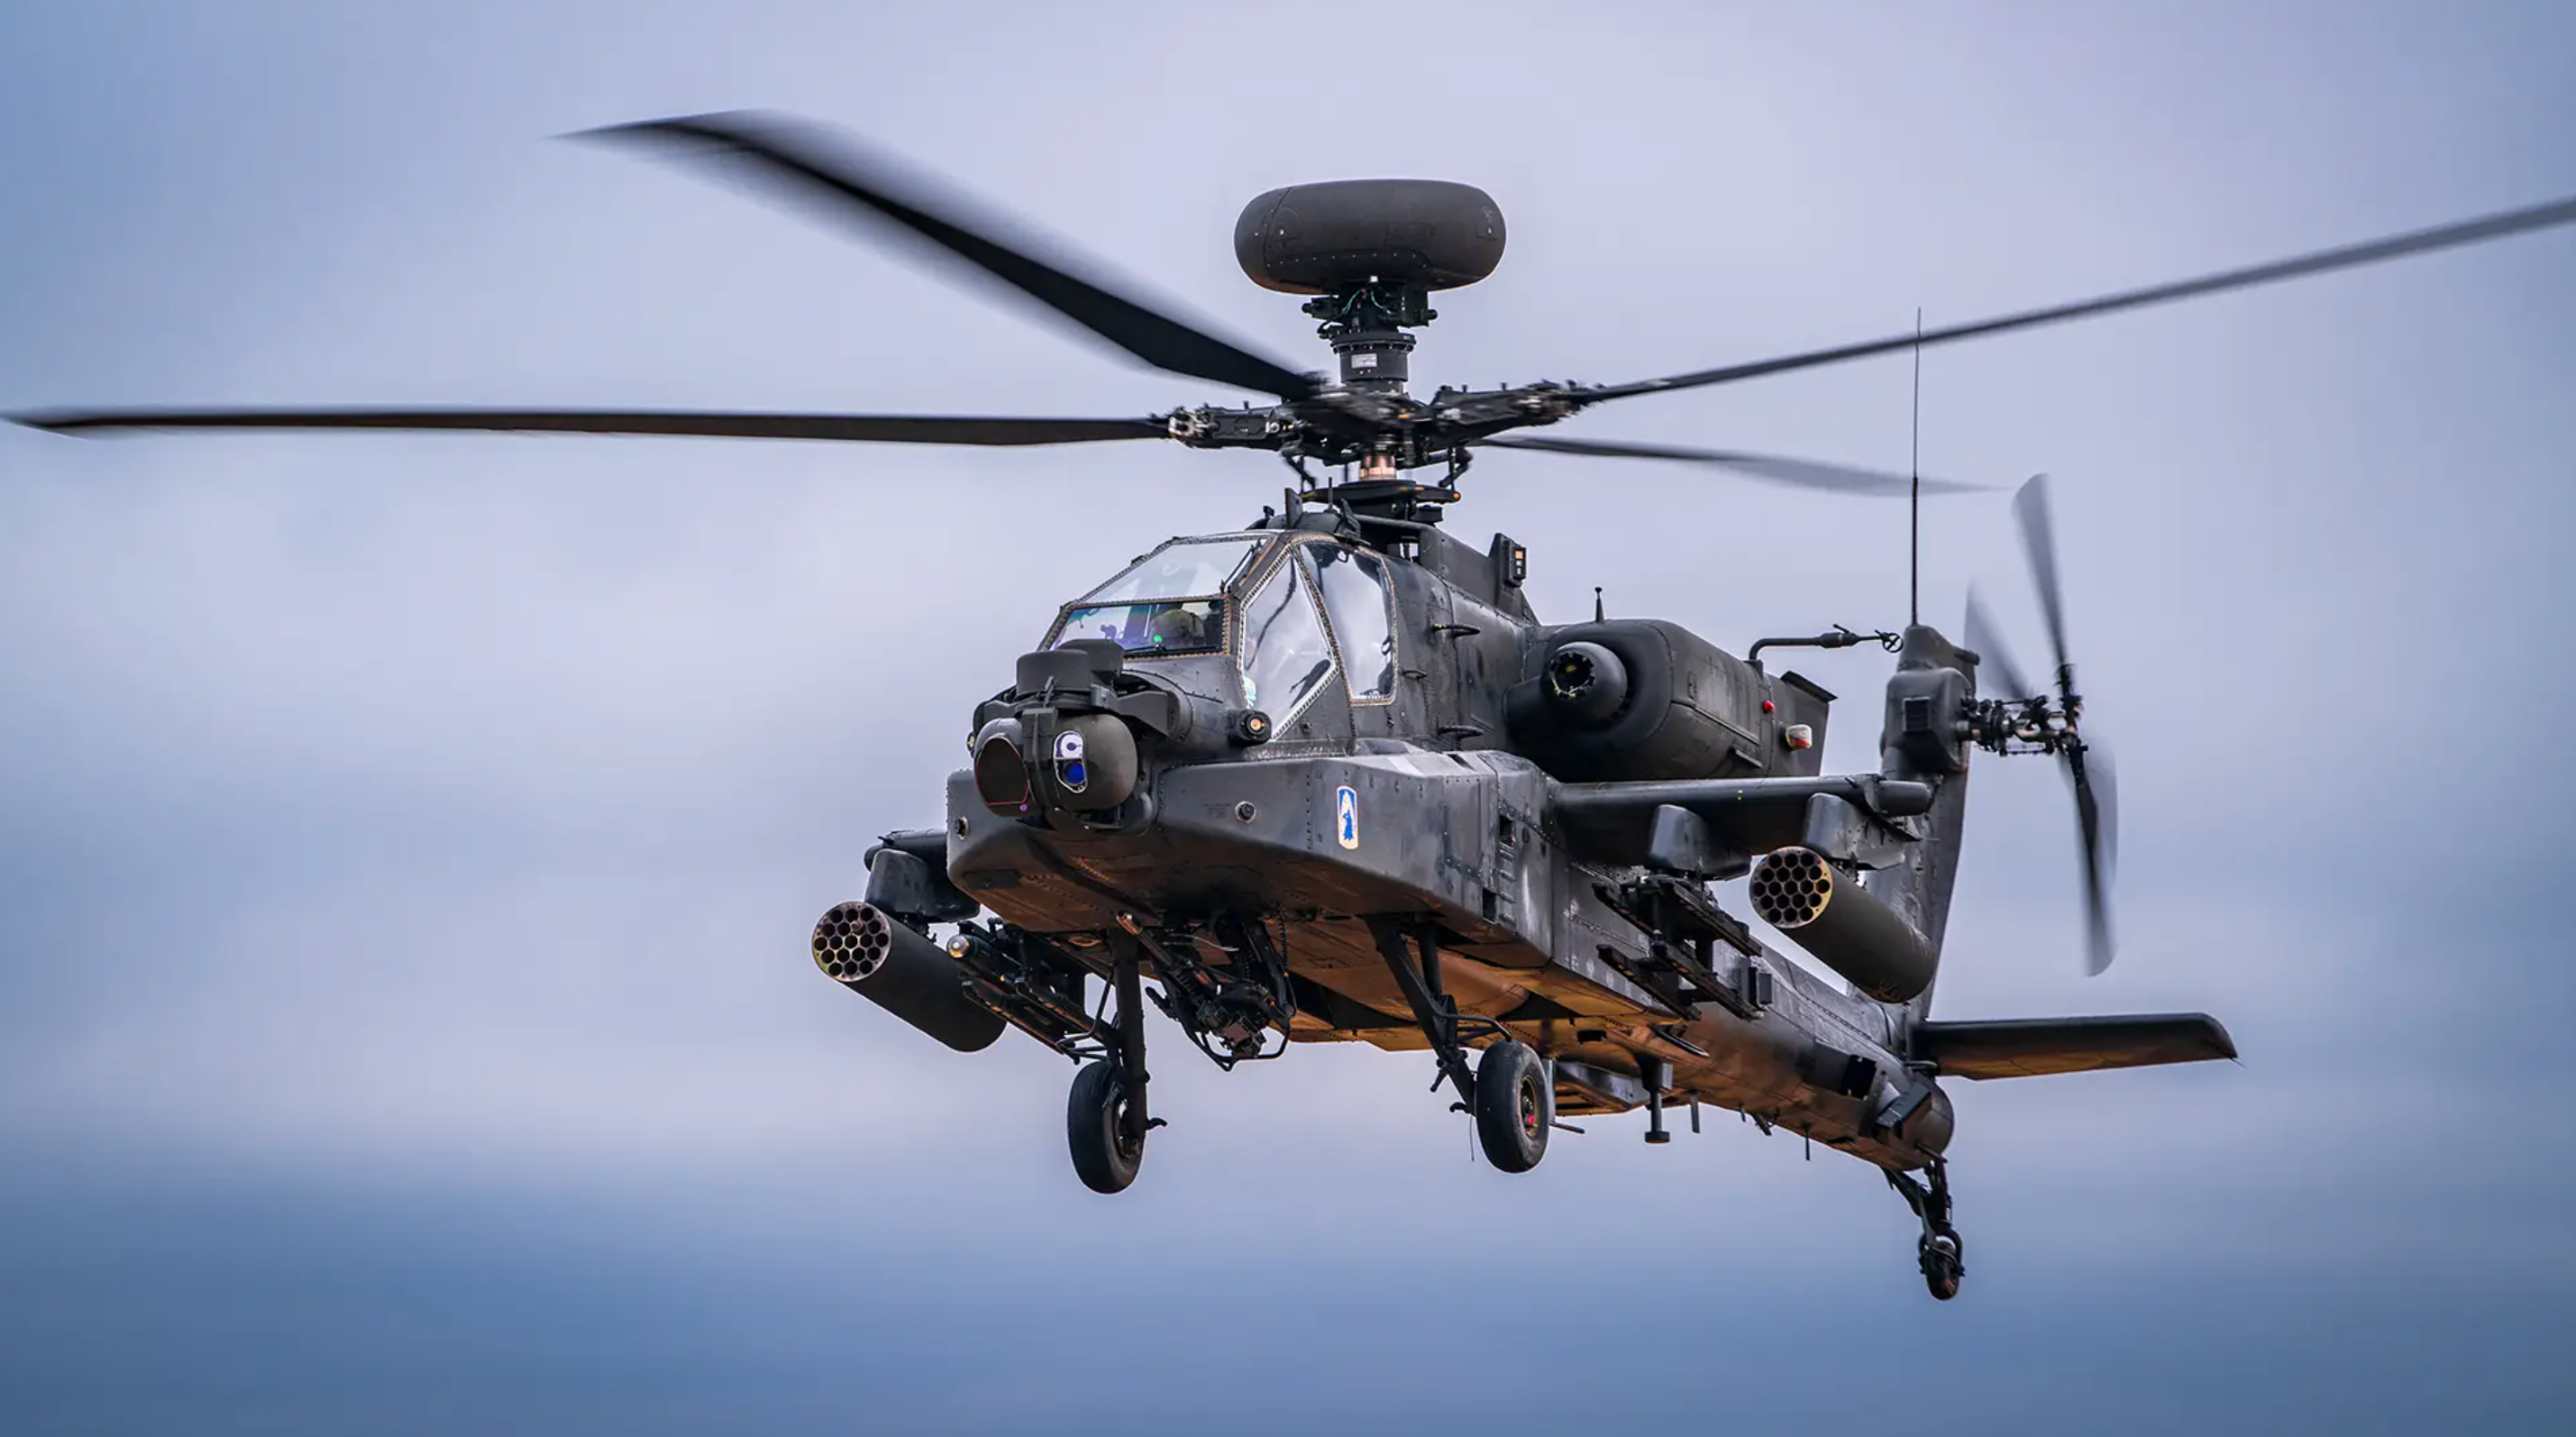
[18,113,2576,1301]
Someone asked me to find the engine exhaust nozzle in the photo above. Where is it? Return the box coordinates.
[1748,847,1939,1003]
[1542,641,1628,726]
[811,902,1004,1052]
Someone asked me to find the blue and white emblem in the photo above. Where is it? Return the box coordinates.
[1334,784,1360,850]
[1053,729,1089,792]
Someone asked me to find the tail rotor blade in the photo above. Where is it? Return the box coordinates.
[1979,481,2115,973]
[1962,584,2036,701]
[2011,473,2072,699]
[2068,739,2119,975]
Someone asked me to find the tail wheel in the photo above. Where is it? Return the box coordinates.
[1473,1040,1550,1173]
[1067,1058,1144,1194]
[1919,1231,1964,1301]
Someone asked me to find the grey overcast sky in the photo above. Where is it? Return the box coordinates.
[4,3,2573,1432]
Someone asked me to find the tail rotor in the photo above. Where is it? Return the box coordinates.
[1967,474,2120,975]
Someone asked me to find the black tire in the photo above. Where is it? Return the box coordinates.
[1473,1041,1550,1173]
[1920,1232,1963,1301]
[1067,1058,1144,1194]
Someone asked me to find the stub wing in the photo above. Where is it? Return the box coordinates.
[1913,1013,2236,1080]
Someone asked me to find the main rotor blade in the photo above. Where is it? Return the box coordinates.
[579,112,1318,403]
[12,407,1173,445]
[1475,434,1989,497]
[1961,584,2036,701]
[2067,740,2119,975]
[1576,191,2576,404]
[2012,473,2071,691]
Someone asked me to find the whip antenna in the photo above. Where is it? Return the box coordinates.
[1909,306,1923,627]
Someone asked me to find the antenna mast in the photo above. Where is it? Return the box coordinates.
[1908,307,1923,627]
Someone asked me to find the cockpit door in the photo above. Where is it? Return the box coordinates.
[1307,543,1399,703]
[1235,555,1340,731]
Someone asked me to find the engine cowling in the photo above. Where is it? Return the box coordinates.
[1508,620,1770,783]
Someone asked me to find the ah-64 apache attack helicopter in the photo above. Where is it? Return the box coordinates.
[22,114,2576,1299]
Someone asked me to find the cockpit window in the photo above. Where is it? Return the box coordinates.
[1054,598,1222,655]
[1049,535,1262,657]
[1238,559,1338,728]
[1079,536,1264,605]
[1308,544,1397,700]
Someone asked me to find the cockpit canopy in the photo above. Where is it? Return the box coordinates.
[1046,532,1399,729]
[1049,535,1262,658]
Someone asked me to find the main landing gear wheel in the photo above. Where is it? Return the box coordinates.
[1919,1231,1964,1302]
[1067,1058,1144,1194]
[1473,1040,1550,1173]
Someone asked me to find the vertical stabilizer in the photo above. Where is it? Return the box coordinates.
[1863,624,1978,1018]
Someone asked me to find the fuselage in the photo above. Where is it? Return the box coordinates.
[945,514,1954,1169]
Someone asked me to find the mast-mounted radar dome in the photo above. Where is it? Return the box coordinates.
[1233,180,1505,295]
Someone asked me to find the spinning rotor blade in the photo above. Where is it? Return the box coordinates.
[2068,740,2119,975]
[1574,191,2576,405]
[1974,475,2118,973]
[2012,473,2073,700]
[1475,434,1989,498]
[1961,585,2036,701]
[12,407,1172,444]
[579,112,1318,402]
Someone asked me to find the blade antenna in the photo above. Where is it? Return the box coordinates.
[1908,306,1923,627]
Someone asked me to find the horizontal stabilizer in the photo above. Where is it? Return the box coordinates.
[1913,1013,2235,1080]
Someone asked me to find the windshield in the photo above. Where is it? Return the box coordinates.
[1054,599,1223,655]
[1079,536,1265,605]
[1051,535,1265,657]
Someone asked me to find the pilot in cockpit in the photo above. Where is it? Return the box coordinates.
[1146,604,1208,651]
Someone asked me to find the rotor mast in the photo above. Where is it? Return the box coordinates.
[1309,280,1431,396]
[1312,282,1430,481]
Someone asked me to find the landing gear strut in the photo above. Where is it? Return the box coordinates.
[1067,934,1159,1194]
[1366,916,1549,1173]
[1888,1156,1964,1300]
